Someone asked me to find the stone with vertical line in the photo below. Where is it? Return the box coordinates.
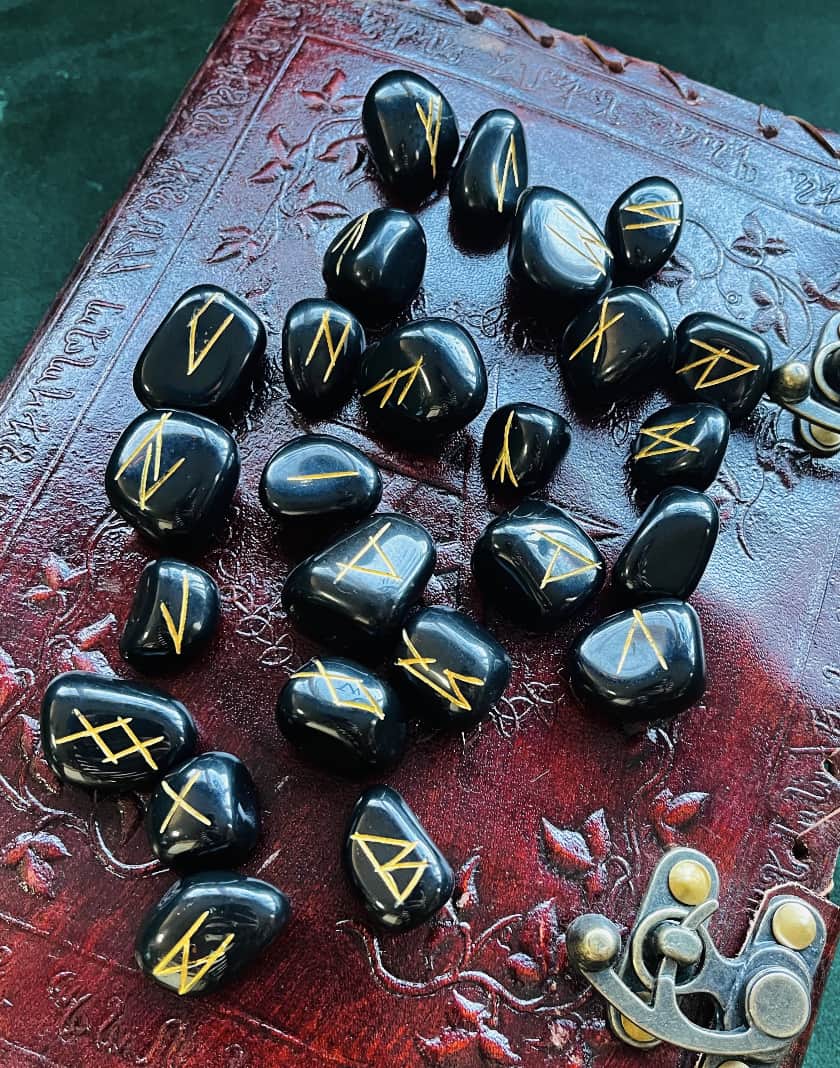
[449,109,528,230]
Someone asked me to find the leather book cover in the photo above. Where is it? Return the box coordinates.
[1,1,839,1064]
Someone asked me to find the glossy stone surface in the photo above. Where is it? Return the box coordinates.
[630,402,730,492]
[508,187,612,309]
[480,403,570,493]
[344,786,453,931]
[561,286,673,402]
[362,69,458,200]
[613,488,719,603]
[133,285,266,414]
[277,657,407,776]
[281,512,436,652]
[146,752,259,869]
[358,318,487,441]
[259,435,382,527]
[472,499,606,629]
[570,599,705,723]
[605,177,684,281]
[449,109,527,228]
[135,871,289,996]
[120,558,220,671]
[105,409,239,554]
[322,208,426,321]
[282,298,365,413]
[672,312,772,422]
[393,607,511,729]
[41,672,196,791]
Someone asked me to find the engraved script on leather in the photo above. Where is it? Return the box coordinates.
[291,658,384,719]
[349,833,429,905]
[395,630,485,711]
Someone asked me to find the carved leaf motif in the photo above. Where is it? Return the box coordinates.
[1,831,70,898]
[541,820,592,873]
[417,1028,477,1063]
[453,854,480,910]
[541,810,611,898]
[449,990,488,1027]
[798,270,840,310]
[477,1029,521,1065]
[17,714,61,793]
[732,213,790,260]
[299,69,359,113]
[750,278,790,344]
[650,788,709,846]
[655,251,696,300]
[0,648,24,711]
[508,899,567,985]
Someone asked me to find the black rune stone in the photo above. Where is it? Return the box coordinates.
[282,298,365,414]
[605,177,684,282]
[449,109,528,229]
[630,402,730,493]
[480,403,570,494]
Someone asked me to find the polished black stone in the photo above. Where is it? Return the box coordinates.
[344,785,453,932]
[362,70,459,200]
[613,488,719,603]
[631,402,730,492]
[672,312,772,422]
[393,607,511,729]
[135,870,289,996]
[508,187,613,309]
[281,512,436,652]
[282,298,365,413]
[472,499,606,629]
[260,435,382,527]
[120,558,220,671]
[605,177,684,282]
[146,752,259,870]
[277,657,407,776]
[105,409,240,554]
[41,671,196,791]
[133,285,266,414]
[322,208,426,321]
[449,109,527,229]
[480,403,570,494]
[570,599,705,723]
[357,318,487,441]
[561,286,674,403]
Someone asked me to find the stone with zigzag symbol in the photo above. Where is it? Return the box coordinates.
[631,402,730,493]
[605,176,684,282]
[282,298,365,414]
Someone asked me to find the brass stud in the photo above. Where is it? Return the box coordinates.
[667,859,712,905]
[619,1014,657,1044]
[771,901,818,951]
[718,1062,750,1068]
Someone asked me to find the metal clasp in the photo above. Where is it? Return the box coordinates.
[768,314,840,454]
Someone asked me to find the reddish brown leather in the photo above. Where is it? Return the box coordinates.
[1,1,839,1065]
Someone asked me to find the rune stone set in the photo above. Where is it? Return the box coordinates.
[38,68,798,1024]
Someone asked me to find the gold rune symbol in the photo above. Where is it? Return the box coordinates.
[621,198,682,232]
[54,709,164,770]
[152,910,235,995]
[362,357,426,409]
[291,658,384,719]
[546,205,613,276]
[492,133,520,214]
[395,631,485,712]
[113,412,186,511]
[616,608,668,674]
[159,572,190,656]
[534,530,602,589]
[305,310,352,384]
[186,292,234,376]
[286,470,359,482]
[491,410,519,486]
[159,770,212,833]
[350,833,429,905]
[334,522,401,584]
[635,418,700,460]
[677,339,760,389]
[415,95,442,178]
[333,212,369,273]
[568,296,625,364]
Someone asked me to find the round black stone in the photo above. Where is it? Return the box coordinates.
[631,402,730,492]
[282,298,365,414]
[480,403,570,494]
[449,109,527,229]
[605,177,684,282]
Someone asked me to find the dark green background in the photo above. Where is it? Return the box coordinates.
[0,2,837,1063]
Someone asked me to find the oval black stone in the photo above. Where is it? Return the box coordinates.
[358,318,487,441]
[133,285,266,414]
[260,435,382,527]
[362,70,459,200]
[145,752,260,870]
[672,312,772,422]
[472,499,606,629]
[281,512,436,652]
[605,177,684,282]
[393,607,511,729]
[41,672,197,791]
[105,409,240,554]
[282,298,365,414]
[322,208,426,321]
[135,870,289,996]
[631,402,730,492]
[570,599,705,723]
[120,558,220,671]
[480,403,570,494]
[449,109,528,229]
[613,487,719,603]
[277,657,407,776]
[344,785,453,932]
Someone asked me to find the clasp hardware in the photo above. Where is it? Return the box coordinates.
[768,313,840,454]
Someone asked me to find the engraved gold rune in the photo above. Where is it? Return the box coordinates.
[152,910,235,995]
[621,198,682,232]
[334,522,401,584]
[415,95,442,178]
[635,418,700,460]
[305,309,352,384]
[395,631,485,712]
[54,709,164,769]
[534,530,602,589]
[113,412,186,511]
[361,357,425,409]
[186,292,234,376]
[492,133,520,214]
[159,572,190,656]
[491,409,519,486]
[677,339,760,389]
[286,470,359,482]
[291,658,384,719]
[546,205,613,276]
[616,608,668,674]
[568,296,625,364]
[350,833,429,905]
[334,212,369,273]
[159,770,212,833]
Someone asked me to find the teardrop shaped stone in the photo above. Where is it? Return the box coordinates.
[281,512,436,652]
[480,403,570,493]
[605,177,684,281]
[631,402,730,492]
[145,752,259,869]
[41,672,197,791]
[277,657,407,775]
[362,70,459,200]
[449,109,527,228]
[358,318,487,441]
[561,286,673,403]
[344,785,453,931]
[282,298,365,413]
[260,435,382,526]
[472,499,606,629]
[322,208,426,321]
[570,599,705,723]
[135,871,289,996]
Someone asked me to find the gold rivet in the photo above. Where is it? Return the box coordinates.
[619,1015,656,1044]
[718,1061,750,1068]
[772,901,818,951]
[667,859,712,905]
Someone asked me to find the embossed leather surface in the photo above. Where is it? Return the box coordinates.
[1,1,839,1064]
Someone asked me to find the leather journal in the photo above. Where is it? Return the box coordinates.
[1,1,839,1064]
